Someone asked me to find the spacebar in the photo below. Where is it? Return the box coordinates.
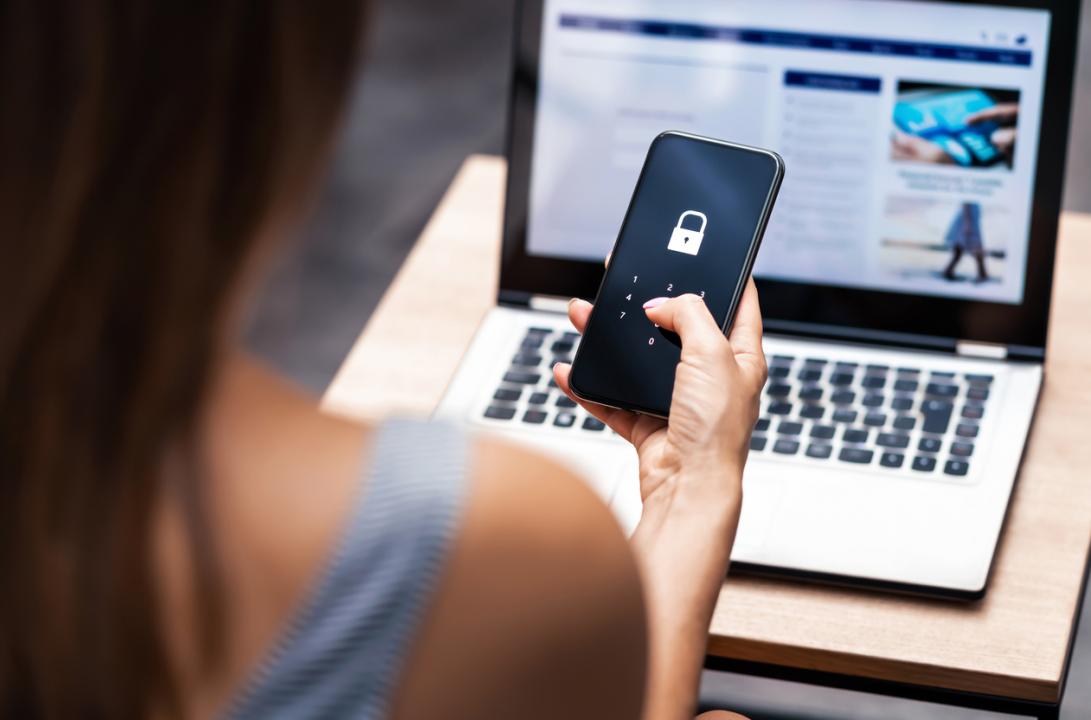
[921,399,954,434]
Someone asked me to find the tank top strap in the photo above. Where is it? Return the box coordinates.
[226,418,469,719]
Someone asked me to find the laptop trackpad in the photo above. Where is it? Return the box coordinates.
[733,462,787,557]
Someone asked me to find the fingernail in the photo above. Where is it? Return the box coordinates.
[643,297,668,309]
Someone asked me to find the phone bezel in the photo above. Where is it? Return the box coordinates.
[568,131,785,418]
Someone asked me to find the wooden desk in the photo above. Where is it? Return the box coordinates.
[323,155,1091,717]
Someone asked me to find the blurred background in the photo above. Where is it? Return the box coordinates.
[247,1,1091,717]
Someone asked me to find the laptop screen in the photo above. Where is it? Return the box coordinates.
[525,0,1051,307]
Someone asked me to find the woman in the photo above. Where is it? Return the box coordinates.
[0,3,765,719]
[943,202,989,283]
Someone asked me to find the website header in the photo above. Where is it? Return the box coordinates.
[558,14,1033,67]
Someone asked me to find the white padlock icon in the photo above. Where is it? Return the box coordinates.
[667,210,707,255]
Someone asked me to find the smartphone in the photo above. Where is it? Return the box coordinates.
[569,131,784,418]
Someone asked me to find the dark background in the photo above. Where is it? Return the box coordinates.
[248,1,1091,717]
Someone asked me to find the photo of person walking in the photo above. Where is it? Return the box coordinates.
[943,202,990,283]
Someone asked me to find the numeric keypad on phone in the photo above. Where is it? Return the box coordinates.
[616,273,707,348]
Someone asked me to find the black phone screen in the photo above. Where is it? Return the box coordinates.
[569,132,783,417]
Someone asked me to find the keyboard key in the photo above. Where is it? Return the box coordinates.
[912,456,937,472]
[804,357,828,366]
[830,390,856,405]
[561,331,580,343]
[522,410,547,424]
[773,439,800,455]
[843,428,869,443]
[806,444,833,459]
[778,421,804,436]
[830,372,855,386]
[551,340,575,355]
[754,418,771,432]
[891,397,914,411]
[950,441,974,457]
[892,415,916,431]
[944,460,970,476]
[866,364,890,373]
[863,412,887,427]
[766,383,792,398]
[930,371,956,379]
[967,386,990,402]
[896,366,921,375]
[876,432,910,449]
[527,326,552,335]
[956,423,980,438]
[839,447,874,464]
[832,409,858,423]
[514,350,543,365]
[798,368,822,382]
[961,404,984,420]
[921,399,954,434]
[528,392,549,405]
[553,413,576,428]
[772,354,795,363]
[799,386,823,401]
[880,452,905,468]
[504,370,541,385]
[556,396,577,409]
[862,394,885,408]
[893,379,919,392]
[750,435,767,451]
[494,388,521,402]
[521,335,544,349]
[862,375,886,389]
[770,366,790,379]
[835,362,859,371]
[918,437,942,453]
[965,373,994,384]
[810,424,836,440]
[582,417,606,432]
[926,382,959,398]
[768,401,793,415]
[800,404,825,420]
[484,405,516,420]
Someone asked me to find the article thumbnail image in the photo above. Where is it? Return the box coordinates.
[890,81,1020,170]
[880,197,1009,287]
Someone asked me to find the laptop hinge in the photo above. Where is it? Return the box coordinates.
[955,340,1008,360]
[528,295,571,314]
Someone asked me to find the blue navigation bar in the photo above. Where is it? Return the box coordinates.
[558,14,1033,67]
[784,70,881,93]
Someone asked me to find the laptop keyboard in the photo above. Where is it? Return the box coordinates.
[481,326,609,433]
[751,354,990,477]
[480,325,992,479]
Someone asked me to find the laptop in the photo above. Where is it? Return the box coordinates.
[435,0,1081,599]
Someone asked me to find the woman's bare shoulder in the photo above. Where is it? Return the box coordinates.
[167,355,645,716]
[159,356,374,712]
[391,435,646,720]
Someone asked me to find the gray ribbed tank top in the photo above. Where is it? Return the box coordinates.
[226,418,468,719]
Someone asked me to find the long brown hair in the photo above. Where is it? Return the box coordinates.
[0,3,365,716]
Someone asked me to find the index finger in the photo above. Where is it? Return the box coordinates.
[965,103,1018,125]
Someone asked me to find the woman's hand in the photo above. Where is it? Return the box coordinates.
[552,280,767,513]
[552,280,767,720]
